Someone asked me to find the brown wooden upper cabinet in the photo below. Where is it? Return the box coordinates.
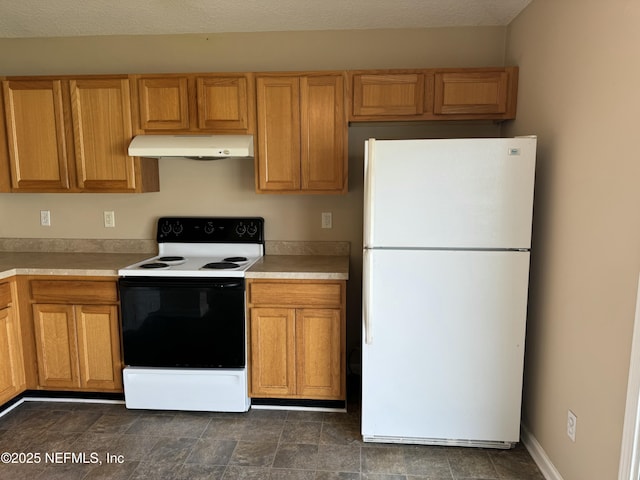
[1,76,159,193]
[255,73,347,194]
[133,73,255,134]
[349,66,518,122]
[351,71,430,118]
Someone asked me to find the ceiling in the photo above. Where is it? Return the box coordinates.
[0,0,531,39]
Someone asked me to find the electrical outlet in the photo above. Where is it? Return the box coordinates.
[567,409,577,442]
[321,212,332,229]
[40,210,51,227]
[104,211,115,228]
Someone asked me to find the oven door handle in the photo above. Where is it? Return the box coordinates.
[211,282,243,289]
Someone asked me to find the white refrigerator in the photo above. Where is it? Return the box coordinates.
[361,136,536,449]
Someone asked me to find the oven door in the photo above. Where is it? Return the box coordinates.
[119,277,245,368]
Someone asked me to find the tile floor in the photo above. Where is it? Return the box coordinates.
[0,398,544,480]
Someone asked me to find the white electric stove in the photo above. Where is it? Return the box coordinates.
[118,216,264,412]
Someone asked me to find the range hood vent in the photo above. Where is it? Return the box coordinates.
[128,134,254,160]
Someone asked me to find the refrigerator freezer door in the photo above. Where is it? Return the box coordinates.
[361,248,530,446]
[364,137,536,249]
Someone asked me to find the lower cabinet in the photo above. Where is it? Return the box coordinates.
[30,278,123,392]
[247,279,346,400]
[0,280,26,404]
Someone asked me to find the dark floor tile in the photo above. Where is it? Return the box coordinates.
[88,413,139,434]
[129,460,184,480]
[0,463,47,480]
[320,422,363,446]
[30,429,83,452]
[402,445,452,478]
[1,408,65,432]
[70,432,122,457]
[489,445,545,480]
[273,443,319,470]
[270,468,317,479]
[124,413,176,436]
[230,441,279,467]
[186,438,237,465]
[177,462,226,480]
[81,459,139,480]
[108,433,160,461]
[166,413,213,438]
[286,411,326,423]
[0,427,42,451]
[146,436,199,464]
[317,444,360,472]
[0,401,547,480]
[223,465,271,479]
[361,474,407,480]
[281,421,322,444]
[35,463,93,480]
[204,418,247,440]
[323,407,360,425]
[315,472,361,480]
[447,448,497,479]
[48,410,103,433]
[361,446,406,475]
[243,419,285,443]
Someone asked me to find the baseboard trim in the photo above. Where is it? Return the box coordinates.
[521,423,565,480]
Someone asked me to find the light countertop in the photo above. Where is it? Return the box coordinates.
[0,252,152,279]
[246,255,349,280]
[0,252,350,281]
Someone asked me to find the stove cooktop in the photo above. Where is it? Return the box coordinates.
[120,254,262,277]
[118,216,264,278]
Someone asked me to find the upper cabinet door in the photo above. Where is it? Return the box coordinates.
[300,75,347,192]
[137,76,190,130]
[2,79,71,191]
[197,75,254,132]
[433,68,517,118]
[256,76,301,192]
[69,78,137,191]
[351,72,426,117]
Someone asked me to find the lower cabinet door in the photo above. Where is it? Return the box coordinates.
[296,308,343,399]
[0,306,26,404]
[75,305,122,391]
[32,304,79,389]
[33,303,123,391]
[249,307,296,397]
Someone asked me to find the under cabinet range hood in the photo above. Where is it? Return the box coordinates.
[128,135,254,160]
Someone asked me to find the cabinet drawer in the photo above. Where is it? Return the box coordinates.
[30,280,118,304]
[248,281,343,308]
[0,282,11,309]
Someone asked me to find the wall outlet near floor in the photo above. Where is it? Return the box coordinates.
[40,210,51,227]
[567,409,577,442]
[104,211,116,228]
[321,212,332,229]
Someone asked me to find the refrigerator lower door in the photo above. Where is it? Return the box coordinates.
[361,249,530,448]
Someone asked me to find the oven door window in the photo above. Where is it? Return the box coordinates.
[119,278,245,368]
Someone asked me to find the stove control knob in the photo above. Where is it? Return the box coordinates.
[235,223,247,237]
[204,223,215,234]
[247,223,258,237]
[173,222,184,235]
[160,222,173,235]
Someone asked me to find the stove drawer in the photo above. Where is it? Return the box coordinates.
[247,280,343,308]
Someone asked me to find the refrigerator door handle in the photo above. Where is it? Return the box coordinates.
[363,248,373,345]
[363,139,375,248]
